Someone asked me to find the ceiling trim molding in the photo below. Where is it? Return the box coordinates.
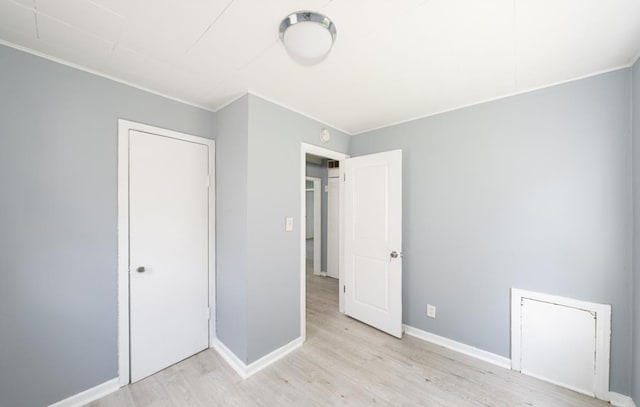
[351,63,635,136]
[0,39,216,114]
[242,91,355,136]
[2,39,637,136]
[212,91,250,113]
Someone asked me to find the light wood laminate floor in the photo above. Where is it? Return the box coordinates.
[91,270,609,407]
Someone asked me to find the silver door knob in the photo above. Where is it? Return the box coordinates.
[136,266,146,273]
[390,251,399,259]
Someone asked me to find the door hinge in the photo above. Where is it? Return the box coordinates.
[207,307,211,320]
[343,285,346,293]
[206,175,211,188]
[343,173,346,182]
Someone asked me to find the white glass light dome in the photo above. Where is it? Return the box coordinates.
[279,11,337,65]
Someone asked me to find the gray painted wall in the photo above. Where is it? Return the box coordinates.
[245,94,349,362]
[306,161,328,271]
[3,40,637,406]
[632,57,640,403]
[215,95,249,363]
[350,69,633,394]
[0,45,216,407]
[306,189,315,238]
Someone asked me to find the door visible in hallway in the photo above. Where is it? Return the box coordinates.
[306,176,322,275]
[128,130,210,382]
[344,150,403,338]
[327,177,339,279]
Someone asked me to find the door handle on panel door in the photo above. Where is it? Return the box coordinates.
[390,251,403,259]
[136,266,146,273]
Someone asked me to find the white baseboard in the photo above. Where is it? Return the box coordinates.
[211,336,303,379]
[403,325,511,369]
[48,378,119,407]
[211,338,250,378]
[246,336,303,376]
[609,392,637,407]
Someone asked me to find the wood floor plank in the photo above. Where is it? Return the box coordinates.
[92,266,610,407]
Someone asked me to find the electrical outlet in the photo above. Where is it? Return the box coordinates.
[427,304,436,319]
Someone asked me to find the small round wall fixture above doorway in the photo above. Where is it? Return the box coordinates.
[320,128,331,143]
[279,11,337,65]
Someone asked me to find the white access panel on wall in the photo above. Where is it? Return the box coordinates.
[511,289,611,400]
[521,298,595,394]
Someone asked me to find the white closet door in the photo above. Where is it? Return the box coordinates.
[129,130,210,382]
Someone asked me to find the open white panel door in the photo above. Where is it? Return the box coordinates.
[344,150,402,338]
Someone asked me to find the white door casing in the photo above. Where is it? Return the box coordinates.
[344,150,403,338]
[118,120,215,386]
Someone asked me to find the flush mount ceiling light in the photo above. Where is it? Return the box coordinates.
[279,11,337,65]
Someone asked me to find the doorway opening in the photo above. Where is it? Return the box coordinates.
[300,143,348,342]
[305,156,340,279]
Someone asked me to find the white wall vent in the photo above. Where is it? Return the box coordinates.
[327,160,340,178]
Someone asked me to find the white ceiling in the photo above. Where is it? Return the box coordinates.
[1,0,640,134]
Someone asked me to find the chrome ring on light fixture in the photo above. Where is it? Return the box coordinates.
[279,11,337,42]
[279,11,337,65]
